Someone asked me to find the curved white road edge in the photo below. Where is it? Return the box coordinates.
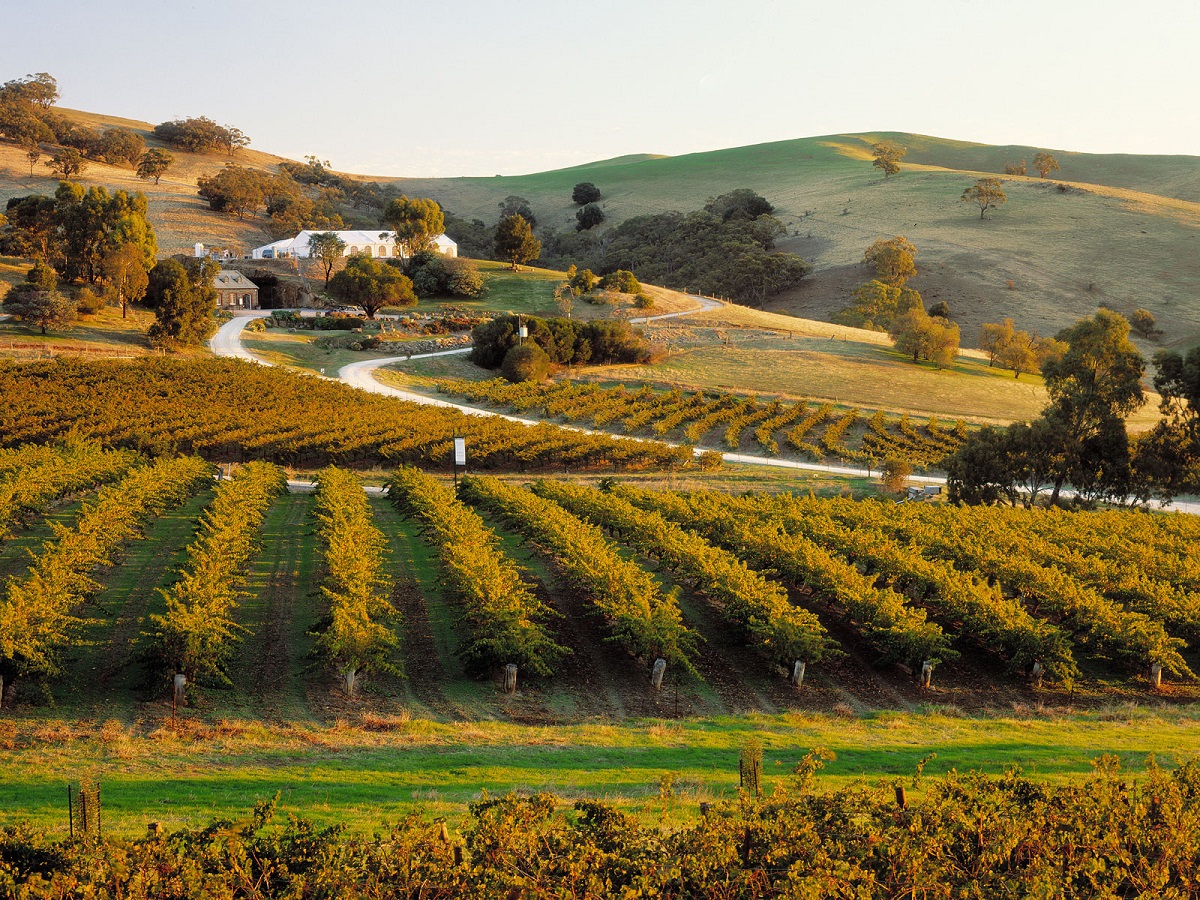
[211,306,1200,514]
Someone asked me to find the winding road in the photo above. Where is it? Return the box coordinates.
[210,306,1200,512]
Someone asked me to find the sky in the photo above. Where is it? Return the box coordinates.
[4,0,1198,177]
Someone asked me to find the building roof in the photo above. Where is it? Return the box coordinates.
[214,271,257,289]
[252,231,457,253]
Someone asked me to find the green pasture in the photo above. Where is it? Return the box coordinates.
[1,705,1196,837]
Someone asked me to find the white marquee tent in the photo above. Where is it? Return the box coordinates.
[251,230,457,260]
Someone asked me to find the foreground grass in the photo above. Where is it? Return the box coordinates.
[1,705,1195,837]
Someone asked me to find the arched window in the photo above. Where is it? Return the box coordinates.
[349,246,359,255]
[377,245,387,257]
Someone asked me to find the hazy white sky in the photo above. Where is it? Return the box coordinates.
[5,0,1197,176]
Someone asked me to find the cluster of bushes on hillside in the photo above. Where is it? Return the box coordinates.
[4,762,1200,897]
[470,314,654,381]
[434,188,810,307]
[196,165,346,235]
[152,116,247,155]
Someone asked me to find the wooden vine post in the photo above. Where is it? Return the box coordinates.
[504,664,518,694]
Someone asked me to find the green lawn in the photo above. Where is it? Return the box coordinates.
[1,705,1195,837]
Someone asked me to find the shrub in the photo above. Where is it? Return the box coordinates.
[73,287,105,316]
[598,270,640,294]
[571,182,602,205]
[501,343,551,383]
[880,455,913,494]
[407,251,484,299]
[634,293,654,309]
[575,203,605,231]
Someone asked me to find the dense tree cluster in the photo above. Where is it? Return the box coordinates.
[598,191,809,305]
[888,307,960,367]
[196,164,345,235]
[946,309,1195,506]
[470,313,653,377]
[979,317,1066,379]
[407,250,485,299]
[833,278,922,331]
[152,116,248,155]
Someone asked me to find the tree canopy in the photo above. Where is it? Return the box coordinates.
[383,195,445,261]
[961,177,1007,219]
[100,242,150,319]
[833,279,922,331]
[571,182,601,205]
[136,148,174,184]
[871,141,905,179]
[46,148,86,179]
[575,203,605,231]
[153,117,248,154]
[146,258,218,348]
[598,199,807,305]
[308,232,347,288]
[326,254,416,317]
[1033,151,1060,179]
[950,309,1148,506]
[703,189,774,222]
[863,236,917,286]
[888,308,959,368]
[494,214,542,270]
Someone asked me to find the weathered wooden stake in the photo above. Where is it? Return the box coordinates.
[920,661,933,689]
[504,664,518,694]
[0,674,4,709]
[895,785,907,809]
[791,661,806,689]
[1151,662,1163,689]
[343,669,356,697]
[651,658,667,690]
[173,673,187,705]
[1030,661,1044,688]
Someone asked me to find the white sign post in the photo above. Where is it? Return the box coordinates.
[452,437,467,493]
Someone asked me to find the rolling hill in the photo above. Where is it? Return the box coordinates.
[2,109,1198,352]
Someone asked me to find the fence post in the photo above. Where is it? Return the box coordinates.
[791,661,805,689]
[503,664,517,694]
[920,661,933,689]
[651,658,667,690]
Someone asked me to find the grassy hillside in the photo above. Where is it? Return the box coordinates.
[394,133,1200,352]
[0,107,289,256]
[3,111,1198,351]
